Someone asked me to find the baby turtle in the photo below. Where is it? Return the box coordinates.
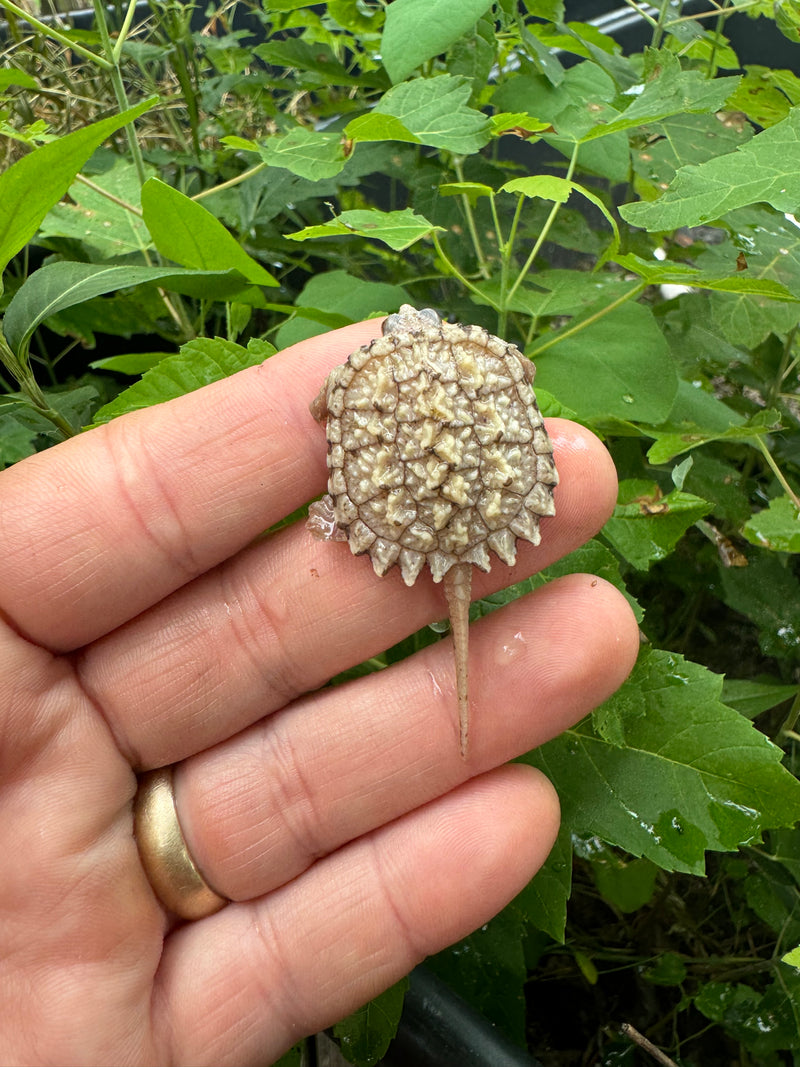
[307,305,558,756]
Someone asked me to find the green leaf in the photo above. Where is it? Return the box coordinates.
[543,538,644,624]
[37,159,153,260]
[380,0,494,83]
[590,847,659,914]
[333,978,408,1067]
[500,175,573,202]
[621,106,800,231]
[612,253,800,302]
[578,53,739,143]
[428,909,528,1046]
[717,552,800,661]
[438,181,495,202]
[743,495,800,552]
[141,178,277,286]
[364,75,491,154]
[695,969,800,1054]
[602,479,711,571]
[253,38,364,86]
[533,302,679,424]
[91,337,274,424]
[642,952,688,986]
[285,208,444,251]
[3,262,250,359]
[0,69,38,91]
[646,408,781,465]
[257,127,346,181]
[527,649,800,875]
[726,65,800,127]
[632,112,754,189]
[783,945,800,968]
[516,824,572,942]
[89,353,173,376]
[0,96,155,280]
[720,678,800,720]
[344,113,421,145]
[274,270,409,348]
[698,207,800,348]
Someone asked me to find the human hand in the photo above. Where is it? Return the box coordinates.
[0,320,639,1066]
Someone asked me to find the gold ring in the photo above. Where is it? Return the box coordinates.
[133,766,228,921]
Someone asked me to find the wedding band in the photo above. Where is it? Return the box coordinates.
[133,766,228,921]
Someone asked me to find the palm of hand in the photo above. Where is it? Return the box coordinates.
[0,321,638,1066]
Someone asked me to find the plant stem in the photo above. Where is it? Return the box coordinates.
[755,436,800,511]
[505,142,580,306]
[0,333,76,437]
[111,0,140,65]
[192,163,267,201]
[0,0,114,69]
[777,692,800,747]
[431,232,501,312]
[453,158,490,280]
[706,0,729,77]
[527,281,646,358]
[651,0,676,49]
[92,0,148,187]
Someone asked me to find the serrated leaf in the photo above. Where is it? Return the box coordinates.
[141,178,277,286]
[698,207,800,347]
[366,75,491,154]
[90,337,274,423]
[380,0,493,83]
[533,302,679,424]
[632,112,754,189]
[500,175,573,202]
[720,678,800,719]
[613,252,800,301]
[602,479,711,571]
[285,208,444,251]
[333,978,408,1067]
[621,107,800,231]
[345,113,420,145]
[743,494,800,552]
[646,407,782,464]
[257,127,346,181]
[527,649,800,875]
[579,56,739,143]
[0,97,155,280]
[3,262,250,358]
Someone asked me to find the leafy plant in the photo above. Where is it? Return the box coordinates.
[2,0,800,1063]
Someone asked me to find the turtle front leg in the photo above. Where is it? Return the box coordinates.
[443,563,473,758]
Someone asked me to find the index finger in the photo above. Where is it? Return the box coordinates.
[0,321,384,651]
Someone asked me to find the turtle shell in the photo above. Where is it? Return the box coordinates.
[308,305,557,586]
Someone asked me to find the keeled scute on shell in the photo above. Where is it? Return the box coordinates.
[308,305,557,586]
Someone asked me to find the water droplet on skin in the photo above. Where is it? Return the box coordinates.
[496,629,526,663]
